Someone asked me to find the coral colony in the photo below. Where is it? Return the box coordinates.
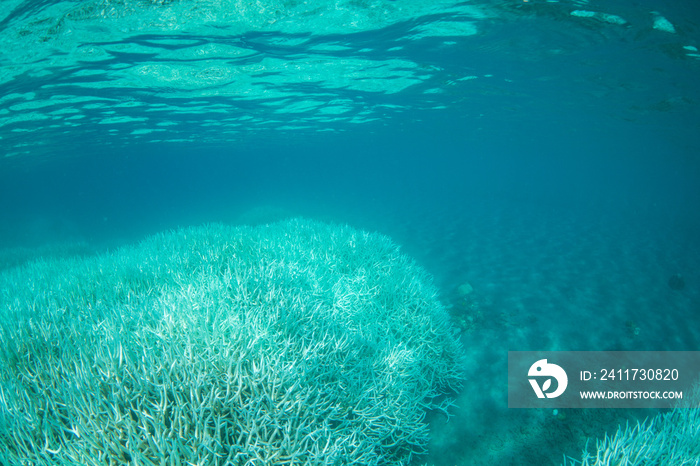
[0,219,464,465]
[564,393,700,465]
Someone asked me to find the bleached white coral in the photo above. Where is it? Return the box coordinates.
[652,12,676,33]
[0,218,464,465]
[563,384,700,465]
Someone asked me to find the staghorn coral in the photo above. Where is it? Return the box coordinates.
[0,218,464,465]
[563,383,700,466]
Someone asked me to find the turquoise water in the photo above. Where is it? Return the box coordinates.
[1,0,699,464]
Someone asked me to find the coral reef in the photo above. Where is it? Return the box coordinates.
[0,218,464,465]
[563,384,700,465]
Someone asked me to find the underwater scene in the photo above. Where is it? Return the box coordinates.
[1,0,699,464]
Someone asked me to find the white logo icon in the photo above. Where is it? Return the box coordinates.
[528,359,568,398]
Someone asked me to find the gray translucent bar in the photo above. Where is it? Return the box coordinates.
[508,351,700,408]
